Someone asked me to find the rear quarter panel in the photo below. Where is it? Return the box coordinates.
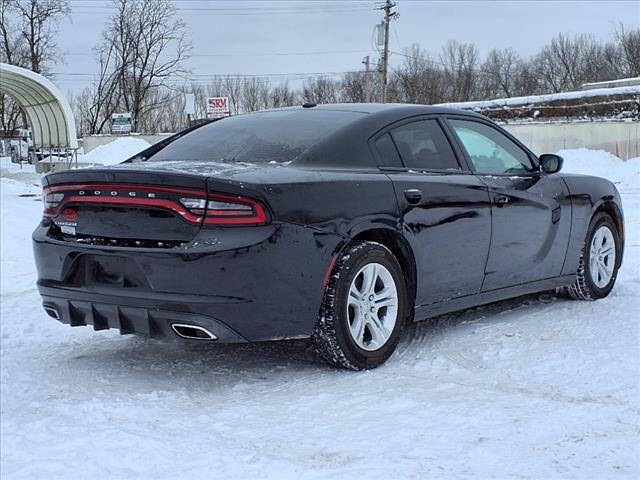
[210,167,400,238]
[204,167,401,338]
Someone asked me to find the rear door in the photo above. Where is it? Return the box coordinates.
[444,116,571,291]
[371,116,492,307]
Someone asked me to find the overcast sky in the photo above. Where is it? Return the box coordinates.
[55,0,640,94]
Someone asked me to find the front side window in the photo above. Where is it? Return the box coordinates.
[448,119,533,174]
[389,119,460,171]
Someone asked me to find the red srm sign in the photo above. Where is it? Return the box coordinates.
[207,97,230,119]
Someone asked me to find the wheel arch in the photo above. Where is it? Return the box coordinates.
[592,200,623,237]
[349,227,417,321]
[591,199,625,266]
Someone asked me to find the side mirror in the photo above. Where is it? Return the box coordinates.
[539,154,563,174]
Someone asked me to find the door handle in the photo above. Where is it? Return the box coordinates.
[404,189,422,204]
[494,195,510,206]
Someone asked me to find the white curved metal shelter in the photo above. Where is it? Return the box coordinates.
[0,63,78,149]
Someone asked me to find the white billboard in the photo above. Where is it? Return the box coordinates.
[111,113,132,133]
[206,97,230,119]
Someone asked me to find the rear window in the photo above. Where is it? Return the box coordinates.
[149,109,365,164]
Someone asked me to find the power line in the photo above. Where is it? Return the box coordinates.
[71,10,374,17]
[68,3,376,16]
[68,0,374,8]
[51,69,377,84]
[63,49,377,58]
[52,71,371,78]
[68,2,374,9]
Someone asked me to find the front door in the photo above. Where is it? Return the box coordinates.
[445,117,571,291]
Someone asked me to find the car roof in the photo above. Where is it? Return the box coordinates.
[268,102,486,120]
[262,103,489,123]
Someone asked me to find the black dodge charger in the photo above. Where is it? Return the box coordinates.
[34,104,625,369]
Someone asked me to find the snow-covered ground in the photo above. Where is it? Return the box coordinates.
[1,151,639,479]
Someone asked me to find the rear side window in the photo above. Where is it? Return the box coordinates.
[374,133,402,167]
[389,119,460,171]
[149,109,366,164]
[448,119,533,174]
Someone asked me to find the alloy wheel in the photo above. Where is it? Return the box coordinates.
[589,225,616,288]
[346,262,398,351]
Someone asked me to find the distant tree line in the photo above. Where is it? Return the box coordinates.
[1,0,639,136]
[74,21,639,135]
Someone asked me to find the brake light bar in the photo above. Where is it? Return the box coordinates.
[42,184,269,226]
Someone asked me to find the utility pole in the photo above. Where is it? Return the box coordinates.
[362,55,370,102]
[377,0,397,103]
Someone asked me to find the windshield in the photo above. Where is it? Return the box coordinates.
[148,109,366,164]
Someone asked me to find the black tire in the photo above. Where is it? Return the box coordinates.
[311,241,408,370]
[564,212,621,300]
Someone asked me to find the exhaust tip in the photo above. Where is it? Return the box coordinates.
[171,323,217,341]
[44,306,60,320]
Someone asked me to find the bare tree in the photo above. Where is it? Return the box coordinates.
[0,0,26,66]
[269,81,297,108]
[204,78,224,100]
[0,2,24,130]
[615,24,640,77]
[240,77,269,112]
[79,43,125,135]
[340,71,370,103]
[388,44,446,104]
[98,0,191,132]
[302,77,339,104]
[6,0,69,73]
[532,33,605,92]
[136,88,184,133]
[512,60,540,96]
[440,40,479,102]
[0,0,69,132]
[221,75,243,115]
[480,48,522,98]
[0,94,22,130]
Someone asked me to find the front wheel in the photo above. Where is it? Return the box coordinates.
[565,212,621,300]
[311,241,407,370]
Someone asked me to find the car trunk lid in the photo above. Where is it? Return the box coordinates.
[42,168,208,246]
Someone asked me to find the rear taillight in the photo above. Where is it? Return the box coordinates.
[180,193,268,225]
[43,192,64,213]
[41,184,269,226]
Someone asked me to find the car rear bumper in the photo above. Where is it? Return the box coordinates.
[39,290,248,342]
[33,221,342,342]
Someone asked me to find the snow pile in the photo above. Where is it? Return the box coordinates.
[1,149,639,479]
[1,156,35,172]
[0,156,42,186]
[437,85,640,111]
[81,137,151,166]
[558,148,640,188]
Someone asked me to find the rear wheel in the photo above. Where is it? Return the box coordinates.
[311,241,407,370]
[564,213,621,300]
